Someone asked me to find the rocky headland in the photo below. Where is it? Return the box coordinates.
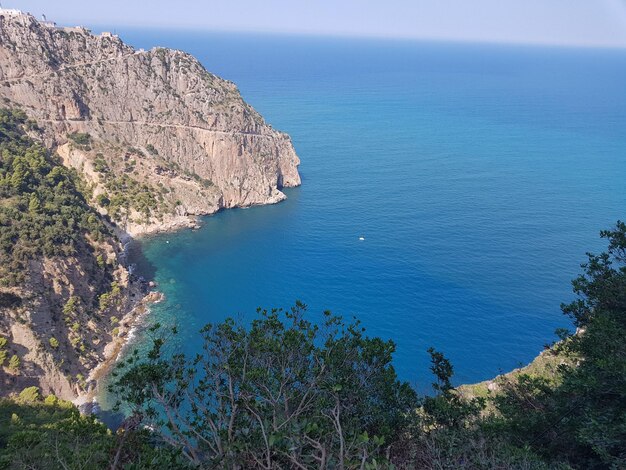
[0,9,300,401]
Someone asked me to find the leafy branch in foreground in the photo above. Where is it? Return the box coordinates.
[490,221,626,469]
[110,302,418,469]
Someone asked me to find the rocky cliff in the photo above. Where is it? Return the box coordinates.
[0,11,300,236]
[0,108,149,400]
[0,10,301,400]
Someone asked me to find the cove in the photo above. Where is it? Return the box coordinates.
[104,31,626,397]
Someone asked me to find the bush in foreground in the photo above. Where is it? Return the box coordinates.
[111,302,418,468]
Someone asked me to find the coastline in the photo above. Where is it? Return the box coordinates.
[71,210,210,410]
[72,289,164,409]
[70,188,302,412]
[118,214,203,241]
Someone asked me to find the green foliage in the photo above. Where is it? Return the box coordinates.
[98,281,121,312]
[91,150,163,222]
[490,221,626,469]
[111,302,418,468]
[0,394,186,469]
[102,174,160,221]
[95,193,110,207]
[49,337,59,349]
[0,337,7,367]
[7,355,19,372]
[145,144,158,156]
[422,348,485,429]
[0,221,621,469]
[62,296,79,317]
[392,424,561,469]
[43,395,59,406]
[96,253,106,268]
[17,387,40,404]
[0,109,111,286]
[67,132,91,146]
[93,154,109,173]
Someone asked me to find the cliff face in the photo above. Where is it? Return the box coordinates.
[0,108,146,400]
[0,12,300,235]
[0,11,301,400]
[1,241,141,400]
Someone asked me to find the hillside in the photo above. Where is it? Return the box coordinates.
[0,109,146,400]
[0,9,301,401]
[0,10,300,237]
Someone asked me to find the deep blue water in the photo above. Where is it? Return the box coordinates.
[101,29,626,396]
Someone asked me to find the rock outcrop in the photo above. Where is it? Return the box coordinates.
[0,10,300,236]
[0,10,301,400]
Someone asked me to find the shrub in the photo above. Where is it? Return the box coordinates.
[8,354,20,371]
[62,297,79,316]
[95,193,110,207]
[67,132,91,146]
[44,395,59,406]
[96,254,106,268]
[111,303,418,468]
[145,143,158,155]
[17,387,40,403]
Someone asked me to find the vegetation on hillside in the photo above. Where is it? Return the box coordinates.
[2,222,624,468]
[91,151,168,224]
[0,109,110,285]
[0,391,186,470]
[0,108,128,388]
[486,221,626,468]
[111,303,417,468]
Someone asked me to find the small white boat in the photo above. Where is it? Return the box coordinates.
[359,236,365,241]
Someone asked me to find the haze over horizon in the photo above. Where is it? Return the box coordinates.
[3,0,626,49]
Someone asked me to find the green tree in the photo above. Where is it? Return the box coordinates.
[27,193,40,213]
[422,348,484,428]
[17,387,40,404]
[493,221,626,468]
[8,355,20,372]
[111,302,417,468]
[0,394,187,469]
[0,109,112,286]
[62,296,79,316]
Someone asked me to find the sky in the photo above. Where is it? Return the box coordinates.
[3,0,626,48]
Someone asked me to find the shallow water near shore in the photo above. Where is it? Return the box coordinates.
[97,31,626,406]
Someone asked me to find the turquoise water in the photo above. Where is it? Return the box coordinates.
[109,30,626,393]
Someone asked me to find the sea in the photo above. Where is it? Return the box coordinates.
[96,29,626,403]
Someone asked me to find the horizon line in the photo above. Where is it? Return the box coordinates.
[81,21,626,52]
[9,7,626,51]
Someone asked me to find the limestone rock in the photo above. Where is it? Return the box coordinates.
[0,11,301,236]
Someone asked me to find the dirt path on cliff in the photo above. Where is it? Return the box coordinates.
[37,118,277,139]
